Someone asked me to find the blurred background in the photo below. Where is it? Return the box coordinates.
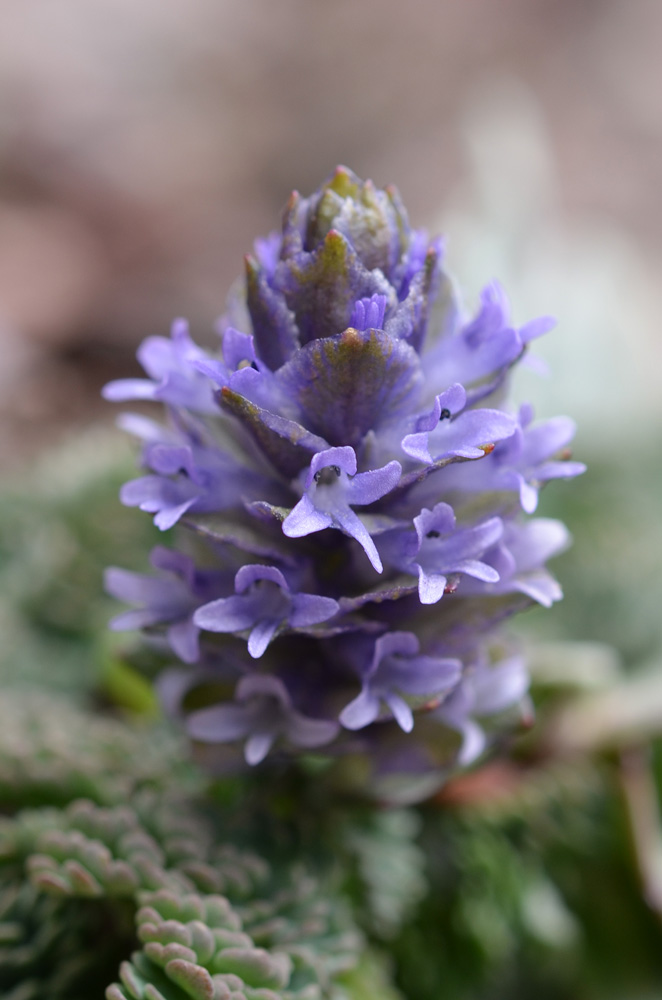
[2,3,662,997]
[1,0,662,466]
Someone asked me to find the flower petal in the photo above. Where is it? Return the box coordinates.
[340,688,381,730]
[290,593,340,628]
[248,618,280,658]
[245,731,276,765]
[283,495,333,538]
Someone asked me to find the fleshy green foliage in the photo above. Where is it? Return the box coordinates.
[0,876,136,1000]
[0,768,363,999]
[109,889,297,1000]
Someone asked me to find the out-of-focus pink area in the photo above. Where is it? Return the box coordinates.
[1,0,661,466]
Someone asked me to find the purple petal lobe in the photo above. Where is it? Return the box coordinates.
[515,570,563,607]
[245,731,276,765]
[453,558,500,583]
[418,569,448,605]
[102,378,156,402]
[347,461,402,505]
[519,478,539,514]
[286,712,340,748]
[457,720,486,765]
[109,608,163,631]
[248,618,280,658]
[192,358,230,387]
[194,595,258,633]
[168,620,200,664]
[223,327,256,370]
[235,564,288,593]
[372,631,420,664]
[334,506,384,573]
[519,315,556,342]
[340,688,381,730]
[290,593,340,627]
[308,446,357,483]
[187,704,251,743]
[283,495,333,537]
[237,673,288,702]
[385,693,414,733]
[154,500,196,531]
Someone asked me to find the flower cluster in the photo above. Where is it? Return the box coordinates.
[105,167,583,788]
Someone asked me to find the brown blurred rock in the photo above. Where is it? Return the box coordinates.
[0,201,108,345]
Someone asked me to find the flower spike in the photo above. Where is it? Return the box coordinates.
[105,166,583,785]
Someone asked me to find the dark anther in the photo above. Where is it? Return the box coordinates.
[439,408,451,421]
[426,529,441,539]
[314,465,342,485]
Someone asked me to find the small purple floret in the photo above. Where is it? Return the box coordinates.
[105,546,228,663]
[401,382,517,464]
[380,503,503,604]
[340,631,461,733]
[103,318,217,412]
[187,674,339,764]
[194,564,339,658]
[283,447,402,573]
[433,655,529,764]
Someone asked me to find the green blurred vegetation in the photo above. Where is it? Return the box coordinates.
[516,440,662,668]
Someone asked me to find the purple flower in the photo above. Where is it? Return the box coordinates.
[120,432,269,531]
[190,325,259,389]
[459,518,571,608]
[187,674,339,764]
[437,403,585,513]
[340,632,461,733]
[105,546,228,662]
[103,318,217,413]
[422,281,554,404]
[380,503,503,604]
[283,447,401,573]
[489,405,586,513]
[105,166,583,784]
[193,564,339,658]
[401,382,517,464]
[433,654,529,765]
